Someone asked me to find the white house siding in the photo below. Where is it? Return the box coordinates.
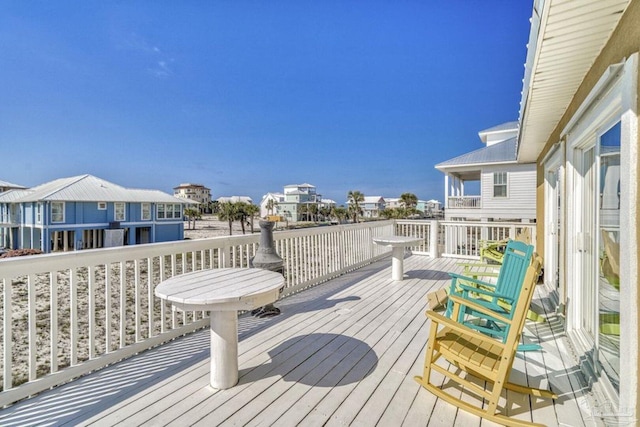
[480,163,536,221]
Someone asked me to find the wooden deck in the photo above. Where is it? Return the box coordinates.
[0,255,599,426]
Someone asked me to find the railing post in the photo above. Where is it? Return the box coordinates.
[429,220,440,258]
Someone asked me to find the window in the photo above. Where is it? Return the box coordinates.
[157,203,182,219]
[51,202,64,223]
[36,203,42,223]
[98,202,107,210]
[141,203,151,220]
[114,203,126,221]
[493,172,508,197]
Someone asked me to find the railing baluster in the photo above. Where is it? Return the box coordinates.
[70,268,78,366]
[28,274,36,381]
[105,265,111,353]
[3,278,12,390]
[50,272,58,372]
[119,262,126,349]
[88,266,95,360]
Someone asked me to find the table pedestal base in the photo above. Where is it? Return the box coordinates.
[209,311,238,389]
[391,247,405,281]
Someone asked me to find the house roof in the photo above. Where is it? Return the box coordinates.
[517,0,631,162]
[0,180,26,189]
[217,196,253,204]
[1,174,187,204]
[363,196,384,203]
[435,137,518,169]
[478,121,518,136]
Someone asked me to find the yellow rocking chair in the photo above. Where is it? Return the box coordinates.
[415,256,557,427]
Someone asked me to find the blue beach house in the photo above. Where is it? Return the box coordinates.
[0,174,192,253]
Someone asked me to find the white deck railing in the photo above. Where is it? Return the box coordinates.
[0,219,535,407]
[447,195,481,209]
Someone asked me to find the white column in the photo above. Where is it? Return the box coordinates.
[391,246,404,281]
[209,310,238,389]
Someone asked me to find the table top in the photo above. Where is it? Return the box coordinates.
[155,268,285,311]
[372,236,423,247]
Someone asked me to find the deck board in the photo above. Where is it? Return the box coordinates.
[0,255,597,427]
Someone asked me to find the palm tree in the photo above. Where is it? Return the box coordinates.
[399,192,419,218]
[183,207,201,230]
[243,203,260,233]
[308,203,319,222]
[399,192,418,209]
[218,202,238,235]
[347,190,365,223]
[298,204,308,222]
[331,206,348,224]
[266,198,278,217]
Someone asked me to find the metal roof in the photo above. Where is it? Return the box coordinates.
[478,121,519,135]
[2,175,187,204]
[0,180,26,189]
[435,137,518,170]
[517,0,630,162]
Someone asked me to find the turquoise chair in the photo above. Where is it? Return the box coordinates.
[445,239,540,351]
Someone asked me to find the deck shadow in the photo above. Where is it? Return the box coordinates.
[240,333,378,387]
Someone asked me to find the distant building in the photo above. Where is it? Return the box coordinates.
[259,183,327,222]
[361,196,385,218]
[173,183,211,211]
[0,174,191,253]
[217,196,253,204]
[435,121,536,222]
[384,198,401,210]
[0,179,26,193]
[259,192,285,218]
[418,199,443,218]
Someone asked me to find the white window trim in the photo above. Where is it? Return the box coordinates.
[114,202,126,222]
[51,202,65,223]
[98,202,107,210]
[493,171,508,198]
[141,203,151,221]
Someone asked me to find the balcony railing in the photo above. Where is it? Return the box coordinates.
[0,219,535,407]
[447,195,481,209]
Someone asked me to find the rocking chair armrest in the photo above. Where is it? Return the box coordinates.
[448,294,513,326]
[448,273,496,289]
[457,283,510,301]
[425,310,507,350]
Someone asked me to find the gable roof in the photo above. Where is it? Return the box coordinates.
[1,175,186,204]
[0,179,26,190]
[435,137,518,169]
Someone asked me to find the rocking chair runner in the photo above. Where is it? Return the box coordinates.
[415,256,556,427]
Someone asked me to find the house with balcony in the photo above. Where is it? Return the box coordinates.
[259,183,325,222]
[0,174,190,253]
[436,121,536,222]
[173,183,211,211]
[361,196,385,218]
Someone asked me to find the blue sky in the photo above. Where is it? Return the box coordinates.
[1,1,532,205]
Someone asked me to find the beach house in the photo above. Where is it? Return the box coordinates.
[260,183,324,223]
[436,121,537,222]
[518,0,638,420]
[361,196,385,219]
[173,183,211,212]
[0,174,190,253]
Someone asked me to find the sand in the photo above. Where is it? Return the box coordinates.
[183,215,260,239]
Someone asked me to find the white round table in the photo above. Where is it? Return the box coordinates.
[155,268,285,389]
[373,236,423,280]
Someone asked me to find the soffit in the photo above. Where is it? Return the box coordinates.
[517,0,630,162]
